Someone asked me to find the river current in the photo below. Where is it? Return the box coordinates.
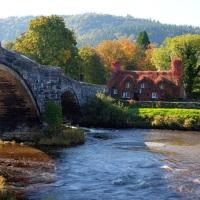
[11,129,200,199]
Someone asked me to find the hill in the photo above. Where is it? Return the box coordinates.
[1,13,200,46]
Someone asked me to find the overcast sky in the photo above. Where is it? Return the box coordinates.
[0,0,199,26]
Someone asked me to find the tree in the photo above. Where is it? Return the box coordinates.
[78,46,106,84]
[96,39,140,76]
[14,15,79,79]
[151,34,200,98]
[138,44,157,71]
[136,31,150,49]
[2,41,15,50]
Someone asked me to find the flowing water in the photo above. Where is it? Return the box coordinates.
[2,128,200,200]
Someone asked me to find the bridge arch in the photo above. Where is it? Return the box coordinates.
[61,88,81,123]
[0,64,40,129]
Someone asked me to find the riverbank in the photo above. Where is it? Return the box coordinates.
[81,94,200,131]
[0,126,85,147]
[0,142,55,200]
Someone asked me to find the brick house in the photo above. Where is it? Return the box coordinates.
[107,59,185,101]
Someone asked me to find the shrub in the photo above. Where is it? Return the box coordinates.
[43,101,63,135]
[39,127,85,147]
[81,93,131,128]
[81,94,200,130]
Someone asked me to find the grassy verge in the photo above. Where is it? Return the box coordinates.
[81,94,200,131]
[128,108,200,130]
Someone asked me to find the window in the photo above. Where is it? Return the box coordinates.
[152,92,158,99]
[141,83,145,89]
[125,81,131,89]
[122,91,130,98]
[113,88,118,95]
[159,83,164,89]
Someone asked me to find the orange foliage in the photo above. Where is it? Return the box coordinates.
[96,38,139,72]
[96,39,156,73]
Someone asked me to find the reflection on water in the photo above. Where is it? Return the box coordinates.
[1,129,200,200]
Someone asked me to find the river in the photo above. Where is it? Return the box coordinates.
[2,128,200,200]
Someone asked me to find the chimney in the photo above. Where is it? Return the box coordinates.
[111,60,121,73]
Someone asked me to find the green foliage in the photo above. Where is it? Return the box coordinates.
[78,46,106,84]
[39,127,85,147]
[2,41,15,50]
[0,191,16,200]
[127,100,200,109]
[14,15,79,79]
[44,101,63,135]
[81,94,200,130]
[151,34,200,98]
[1,14,200,47]
[128,107,200,130]
[136,31,150,49]
[81,93,131,128]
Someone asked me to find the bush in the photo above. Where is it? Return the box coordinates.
[81,93,131,128]
[81,94,200,131]
[39,127,85,147]
[43,101,63,135]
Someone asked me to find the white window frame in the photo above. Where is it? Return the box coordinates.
[122,91,130,99]
[113,88,118,95]
[152,92,158,99]
[141,83,145,89]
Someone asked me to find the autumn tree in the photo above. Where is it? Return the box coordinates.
[96,39,139,75]
[151,34,200,98]
[14,15,79,79]
[78,46,106,84]
[138,44,157,71]
[136,31,150,49]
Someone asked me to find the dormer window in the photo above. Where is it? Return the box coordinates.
[141,83,145,89]
[125,81,131,89]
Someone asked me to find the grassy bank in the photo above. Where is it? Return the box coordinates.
[37,127,85,147]
[128,107,200,130]
[81,94,200,131]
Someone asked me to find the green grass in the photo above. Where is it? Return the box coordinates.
[128,107,200,130]
[129,108,200,117]
[82,94,200,130]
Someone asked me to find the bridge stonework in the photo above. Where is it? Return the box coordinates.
[0,44,106,121]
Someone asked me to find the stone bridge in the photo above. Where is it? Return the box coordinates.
[0,44,106,129]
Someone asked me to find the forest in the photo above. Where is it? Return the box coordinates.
[1,13,200,47]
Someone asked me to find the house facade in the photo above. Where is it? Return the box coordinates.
[107,59,185,101]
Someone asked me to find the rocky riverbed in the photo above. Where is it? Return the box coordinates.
[0,142,55,198]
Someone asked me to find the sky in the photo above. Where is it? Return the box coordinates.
[0,0,199,26]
